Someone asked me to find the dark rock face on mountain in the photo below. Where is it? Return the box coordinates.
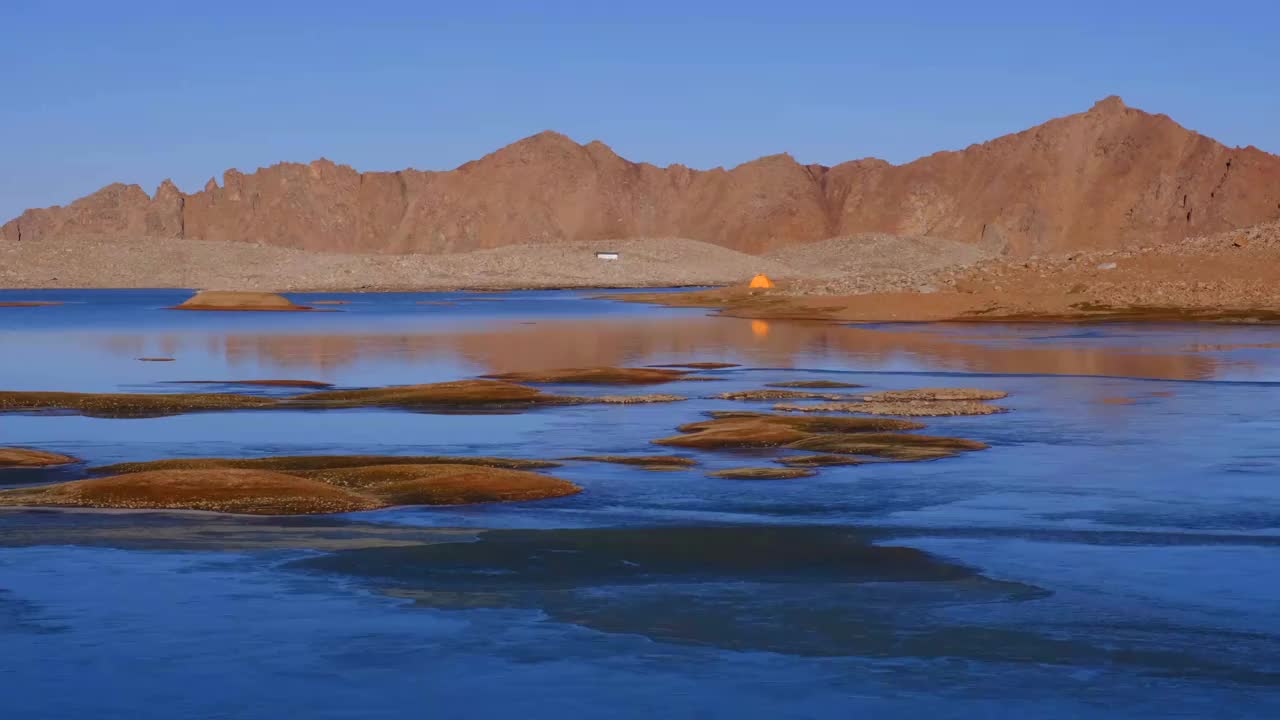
[5,97,1279,257]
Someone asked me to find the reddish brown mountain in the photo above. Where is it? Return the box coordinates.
[5,97,1279,257]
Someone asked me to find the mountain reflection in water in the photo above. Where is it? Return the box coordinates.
[91,316,1231,381]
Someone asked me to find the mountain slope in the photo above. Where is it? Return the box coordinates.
[4,97,1278,256]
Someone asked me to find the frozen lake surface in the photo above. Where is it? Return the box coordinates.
[2,288,1279,719]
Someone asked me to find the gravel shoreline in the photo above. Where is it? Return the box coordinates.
[0,232,991,292]
[0,237,794,291]
[6,225,1279,326]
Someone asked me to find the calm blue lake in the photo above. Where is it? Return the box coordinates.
[2,289,1279,719]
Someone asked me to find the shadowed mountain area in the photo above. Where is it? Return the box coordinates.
[6,97,1279,258]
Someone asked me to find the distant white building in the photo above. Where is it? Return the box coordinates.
[595,251,620,261]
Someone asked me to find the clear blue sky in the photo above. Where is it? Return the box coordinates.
[2,0,1277,220]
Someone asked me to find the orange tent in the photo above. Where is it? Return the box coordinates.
[748,274,775,289]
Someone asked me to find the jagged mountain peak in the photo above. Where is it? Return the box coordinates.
[1090,95,1128,114]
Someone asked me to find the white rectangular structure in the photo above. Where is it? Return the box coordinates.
[595,251,620,261]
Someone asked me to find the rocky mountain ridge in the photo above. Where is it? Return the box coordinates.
[5,97,1279,257]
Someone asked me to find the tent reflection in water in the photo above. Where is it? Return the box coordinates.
[748,274,775,289]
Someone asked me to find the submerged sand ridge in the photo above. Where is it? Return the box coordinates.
[709,467,815,480]
[776,400,1006,417]
[279,380,583,410]
[0,374,698,418]
[0,372,1006,513]
[770,388,1010,417]
[653,410,989,463]
[483,367,694,385]
[563,455,699,472]
[653,412,926,449]
[715,389,853,401]
[169,379,334,388]
[766,380,863,389]
[0,392,991,512]
[0,447,79,468]
[92,454,562,475]
[776,455,867,468]
[787,433,989,461]
[0,390,279,418]
[650,362,741,370]
[864,389,1009,402]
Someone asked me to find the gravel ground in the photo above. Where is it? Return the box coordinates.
[0,231,993,292]
[767,233,997,294]
[0,237,797,290]
[6,224,1278,314]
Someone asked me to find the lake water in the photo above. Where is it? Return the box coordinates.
[2,289,1279,719]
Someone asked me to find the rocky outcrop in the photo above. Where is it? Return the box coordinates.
[6,98,1279,256]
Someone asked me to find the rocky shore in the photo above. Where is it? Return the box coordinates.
[615,222,1280,324]
[4,222,1279,323]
